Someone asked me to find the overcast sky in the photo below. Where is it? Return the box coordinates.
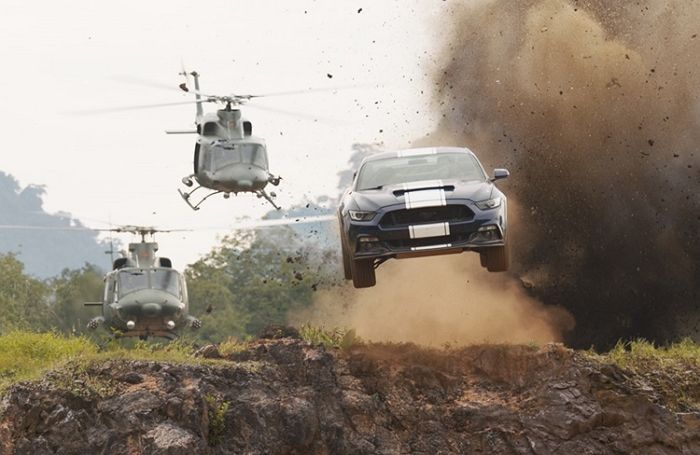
[0,0,447,267]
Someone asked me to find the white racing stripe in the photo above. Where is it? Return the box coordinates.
[405,189,447,209]
[409,222,450,239]
[410,243,453,251]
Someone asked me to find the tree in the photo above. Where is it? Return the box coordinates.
[186,228,339,342]
[48,264,104,335]
[0,254,50,332]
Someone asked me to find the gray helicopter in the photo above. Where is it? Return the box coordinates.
[85,226,201,340]
[169,71,282,210]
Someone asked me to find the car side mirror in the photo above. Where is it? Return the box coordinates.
[492,168,509,181]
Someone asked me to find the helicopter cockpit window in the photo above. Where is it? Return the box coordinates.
[202,122,218,135]
[208,143,267,169]
[151,269,181,297]
[118,271,149,297]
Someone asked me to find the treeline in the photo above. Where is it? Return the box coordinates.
[0,226,341,343]
[0,143,380,341]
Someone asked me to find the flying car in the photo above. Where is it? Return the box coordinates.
[338,147,510,288]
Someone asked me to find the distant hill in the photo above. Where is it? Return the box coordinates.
[0,172,112,278]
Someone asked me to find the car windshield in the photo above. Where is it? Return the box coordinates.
[117,269,181,298]
[355,153,486,190]
[208,143,268,169]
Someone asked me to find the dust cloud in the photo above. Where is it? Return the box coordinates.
[292,252,573,346]
[432,0,700,347]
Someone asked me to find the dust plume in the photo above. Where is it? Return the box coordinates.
[432,0,700,347]
[291,253,573,346]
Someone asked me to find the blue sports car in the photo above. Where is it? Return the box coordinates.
[338,146,510,288]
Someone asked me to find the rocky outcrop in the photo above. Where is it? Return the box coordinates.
[0,339,698,454]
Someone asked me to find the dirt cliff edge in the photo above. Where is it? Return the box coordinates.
[1,339,698,454]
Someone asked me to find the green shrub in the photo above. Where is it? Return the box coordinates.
[205,394,230,446]
[298,324,358,350]
[0,331,96,389]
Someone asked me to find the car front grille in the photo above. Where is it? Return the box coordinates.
[379,205,474,227]
[386,234,470,249]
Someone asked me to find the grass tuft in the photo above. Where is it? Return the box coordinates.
[604,338,700,368]
[218,337,247,356]
[0,331,97,390]
[298,324,359,350]
[0,331,226,393]
[591,338,700,412]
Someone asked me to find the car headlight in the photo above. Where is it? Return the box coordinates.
[349,210,376,221]
[475,197,502,210]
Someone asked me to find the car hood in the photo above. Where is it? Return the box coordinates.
[349,179,495,211]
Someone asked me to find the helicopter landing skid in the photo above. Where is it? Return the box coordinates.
[179,186,280,210]
[257,190,280,210]
[178,186,223,211]
[114,329,179,341]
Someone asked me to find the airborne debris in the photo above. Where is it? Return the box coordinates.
[435,0,700,348]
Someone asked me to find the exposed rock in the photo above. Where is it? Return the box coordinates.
[258,324,301,340]
[0,339,698,454]
[194,344,221,359]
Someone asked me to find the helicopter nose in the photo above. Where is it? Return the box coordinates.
[142,302,162,317]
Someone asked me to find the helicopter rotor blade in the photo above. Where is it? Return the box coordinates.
[244,102,340,124]
[112,75,182,93]
[191,83,376,105]
[229,214,335,230]
[0,225,99,231]
[239,83,375,99]
[0,224,192,235]
[191,214,335,232]
[68,99,214,115]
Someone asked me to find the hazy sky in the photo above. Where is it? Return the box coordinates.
[0,1,446,267]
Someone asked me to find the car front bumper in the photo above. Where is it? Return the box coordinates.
[344,200,507,260]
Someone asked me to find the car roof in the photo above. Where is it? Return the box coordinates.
[360,146,476,165]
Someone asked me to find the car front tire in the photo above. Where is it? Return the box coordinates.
[351,258,376,288]
[485,242,510,272]
[341,237,353,280]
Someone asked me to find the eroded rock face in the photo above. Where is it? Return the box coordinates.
[0,339,698,454]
